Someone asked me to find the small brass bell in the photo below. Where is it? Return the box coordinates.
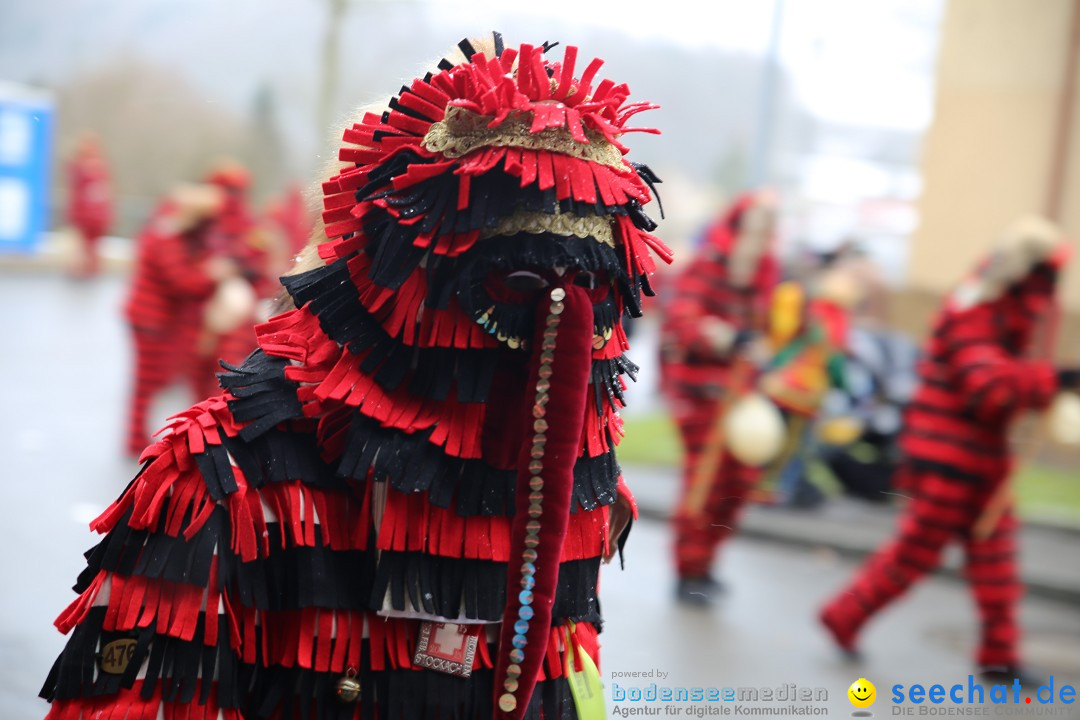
[335,668,361,703]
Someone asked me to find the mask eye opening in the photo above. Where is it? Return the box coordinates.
[502,270,550,292]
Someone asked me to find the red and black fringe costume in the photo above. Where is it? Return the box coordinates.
[820,259,1061,669]
[123,200,222,456]
[44,36,670,720]
[659,194,778,579]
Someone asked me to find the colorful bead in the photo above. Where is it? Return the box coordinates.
[510,648,525,664]
[507,663,523,678]
[519,590,534,605]
[550,288,566,302]
[504,678,520,693]
[528,459,544,474]
[550,301,565,315]
[520,574,535,590]
[518,605,534,620]
[512,634,528,648]
[527,503,543,518]
[499,693,517,712]
[514,619,530,634]
[522,549,538,563]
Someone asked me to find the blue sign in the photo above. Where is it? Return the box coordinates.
[0,82,54,254]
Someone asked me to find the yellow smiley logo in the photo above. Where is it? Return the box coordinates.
[847,678,876,709]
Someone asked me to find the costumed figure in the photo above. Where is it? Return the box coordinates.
[759,270,854,508]
[66,133,113,278]
[268,183,317,264]
[123,183,240,456]
[659,190,781,604]
[819,216,1078,680]
[42,34,671,720]
[198,162,265,401]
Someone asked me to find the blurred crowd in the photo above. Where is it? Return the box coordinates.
[65,134,313,455]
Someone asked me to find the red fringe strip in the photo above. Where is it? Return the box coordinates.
[376,488,608,563]
[45,681,240,720]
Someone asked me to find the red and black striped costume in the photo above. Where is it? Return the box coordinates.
[195,167,264,402]
[42,37,671,720]
[659,194,778,580]
[67,142,112,277]
[820,261,1061,670]
[123,201,221,456]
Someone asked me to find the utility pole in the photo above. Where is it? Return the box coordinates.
[748,0,785,189]
[318,0,349,147]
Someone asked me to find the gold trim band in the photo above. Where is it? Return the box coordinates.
[480,210,614,247]
[422,106,625,169]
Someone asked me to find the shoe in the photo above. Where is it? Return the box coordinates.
[979,665,1047,688]
[675,575,723,606]
[819,607,861,661]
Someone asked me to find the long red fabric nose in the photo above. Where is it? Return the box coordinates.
[492,283,595,719]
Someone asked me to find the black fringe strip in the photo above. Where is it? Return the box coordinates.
[43,613,579,720]
[222,427,348,491]
[337,412,620,515]
[631,162,664,220]
[79,503,377,612]
[592,293,620,335]
[361,150,644,243]
[448,232,635,311]
[219,351,305,440]
[75,505,224,593]
[372,552,601,624]
[223,529,378,612]
[572,448,621,513]
[591,354,639,414]
[41,608,251,708]
[281,257,502,403]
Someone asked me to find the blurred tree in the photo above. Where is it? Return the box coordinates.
[713,142,748,194]
[53,56,248,236]
[318,0,349,148]
[244,82,290,205]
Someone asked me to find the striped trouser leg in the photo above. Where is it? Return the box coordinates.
[821,473,973,645]
[672,400,761,578]
[964,506,1021,668]
[126,327,176,456]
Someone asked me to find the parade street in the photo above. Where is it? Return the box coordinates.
[2,271,1079,719]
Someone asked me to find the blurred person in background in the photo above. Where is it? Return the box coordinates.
[758,268,856,509]
[123,182,241,456]
[65,132,113,278]
[660,189,780,604]
[267,181,316,265]
[819,216,1080,683]
[196,160,263,400]
[40,35,669,720]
